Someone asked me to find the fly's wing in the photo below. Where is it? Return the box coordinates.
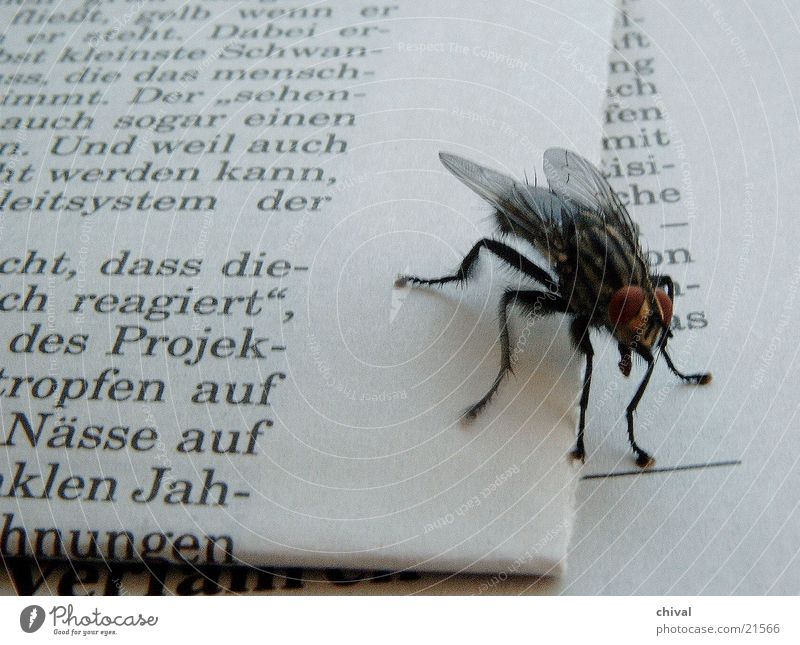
[438,152,569,256]
[542,148,641,245]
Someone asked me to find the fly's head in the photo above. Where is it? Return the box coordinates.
[608,285,672,374]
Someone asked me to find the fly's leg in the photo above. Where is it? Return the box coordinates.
[570,317,593,463]
[461,288,515,421]
[627,347,657,468]
[662,349,712,385]
[463,289,567,421]
[617,341,632,377]
[650,274,713,385]
[396,238,558,293]
[651,273,676,301]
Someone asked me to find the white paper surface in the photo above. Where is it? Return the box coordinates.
[0,1,615,575]
[559,0,800,594]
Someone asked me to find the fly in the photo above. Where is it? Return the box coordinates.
[396,149,712,467]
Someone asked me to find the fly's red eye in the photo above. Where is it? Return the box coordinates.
[655,288,673,326]
[608,286,645,327]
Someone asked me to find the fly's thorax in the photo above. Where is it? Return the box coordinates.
[560,212,647,321]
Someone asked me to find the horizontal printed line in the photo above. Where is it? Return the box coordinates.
[581,459,742,480]
[660,222,689,228]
